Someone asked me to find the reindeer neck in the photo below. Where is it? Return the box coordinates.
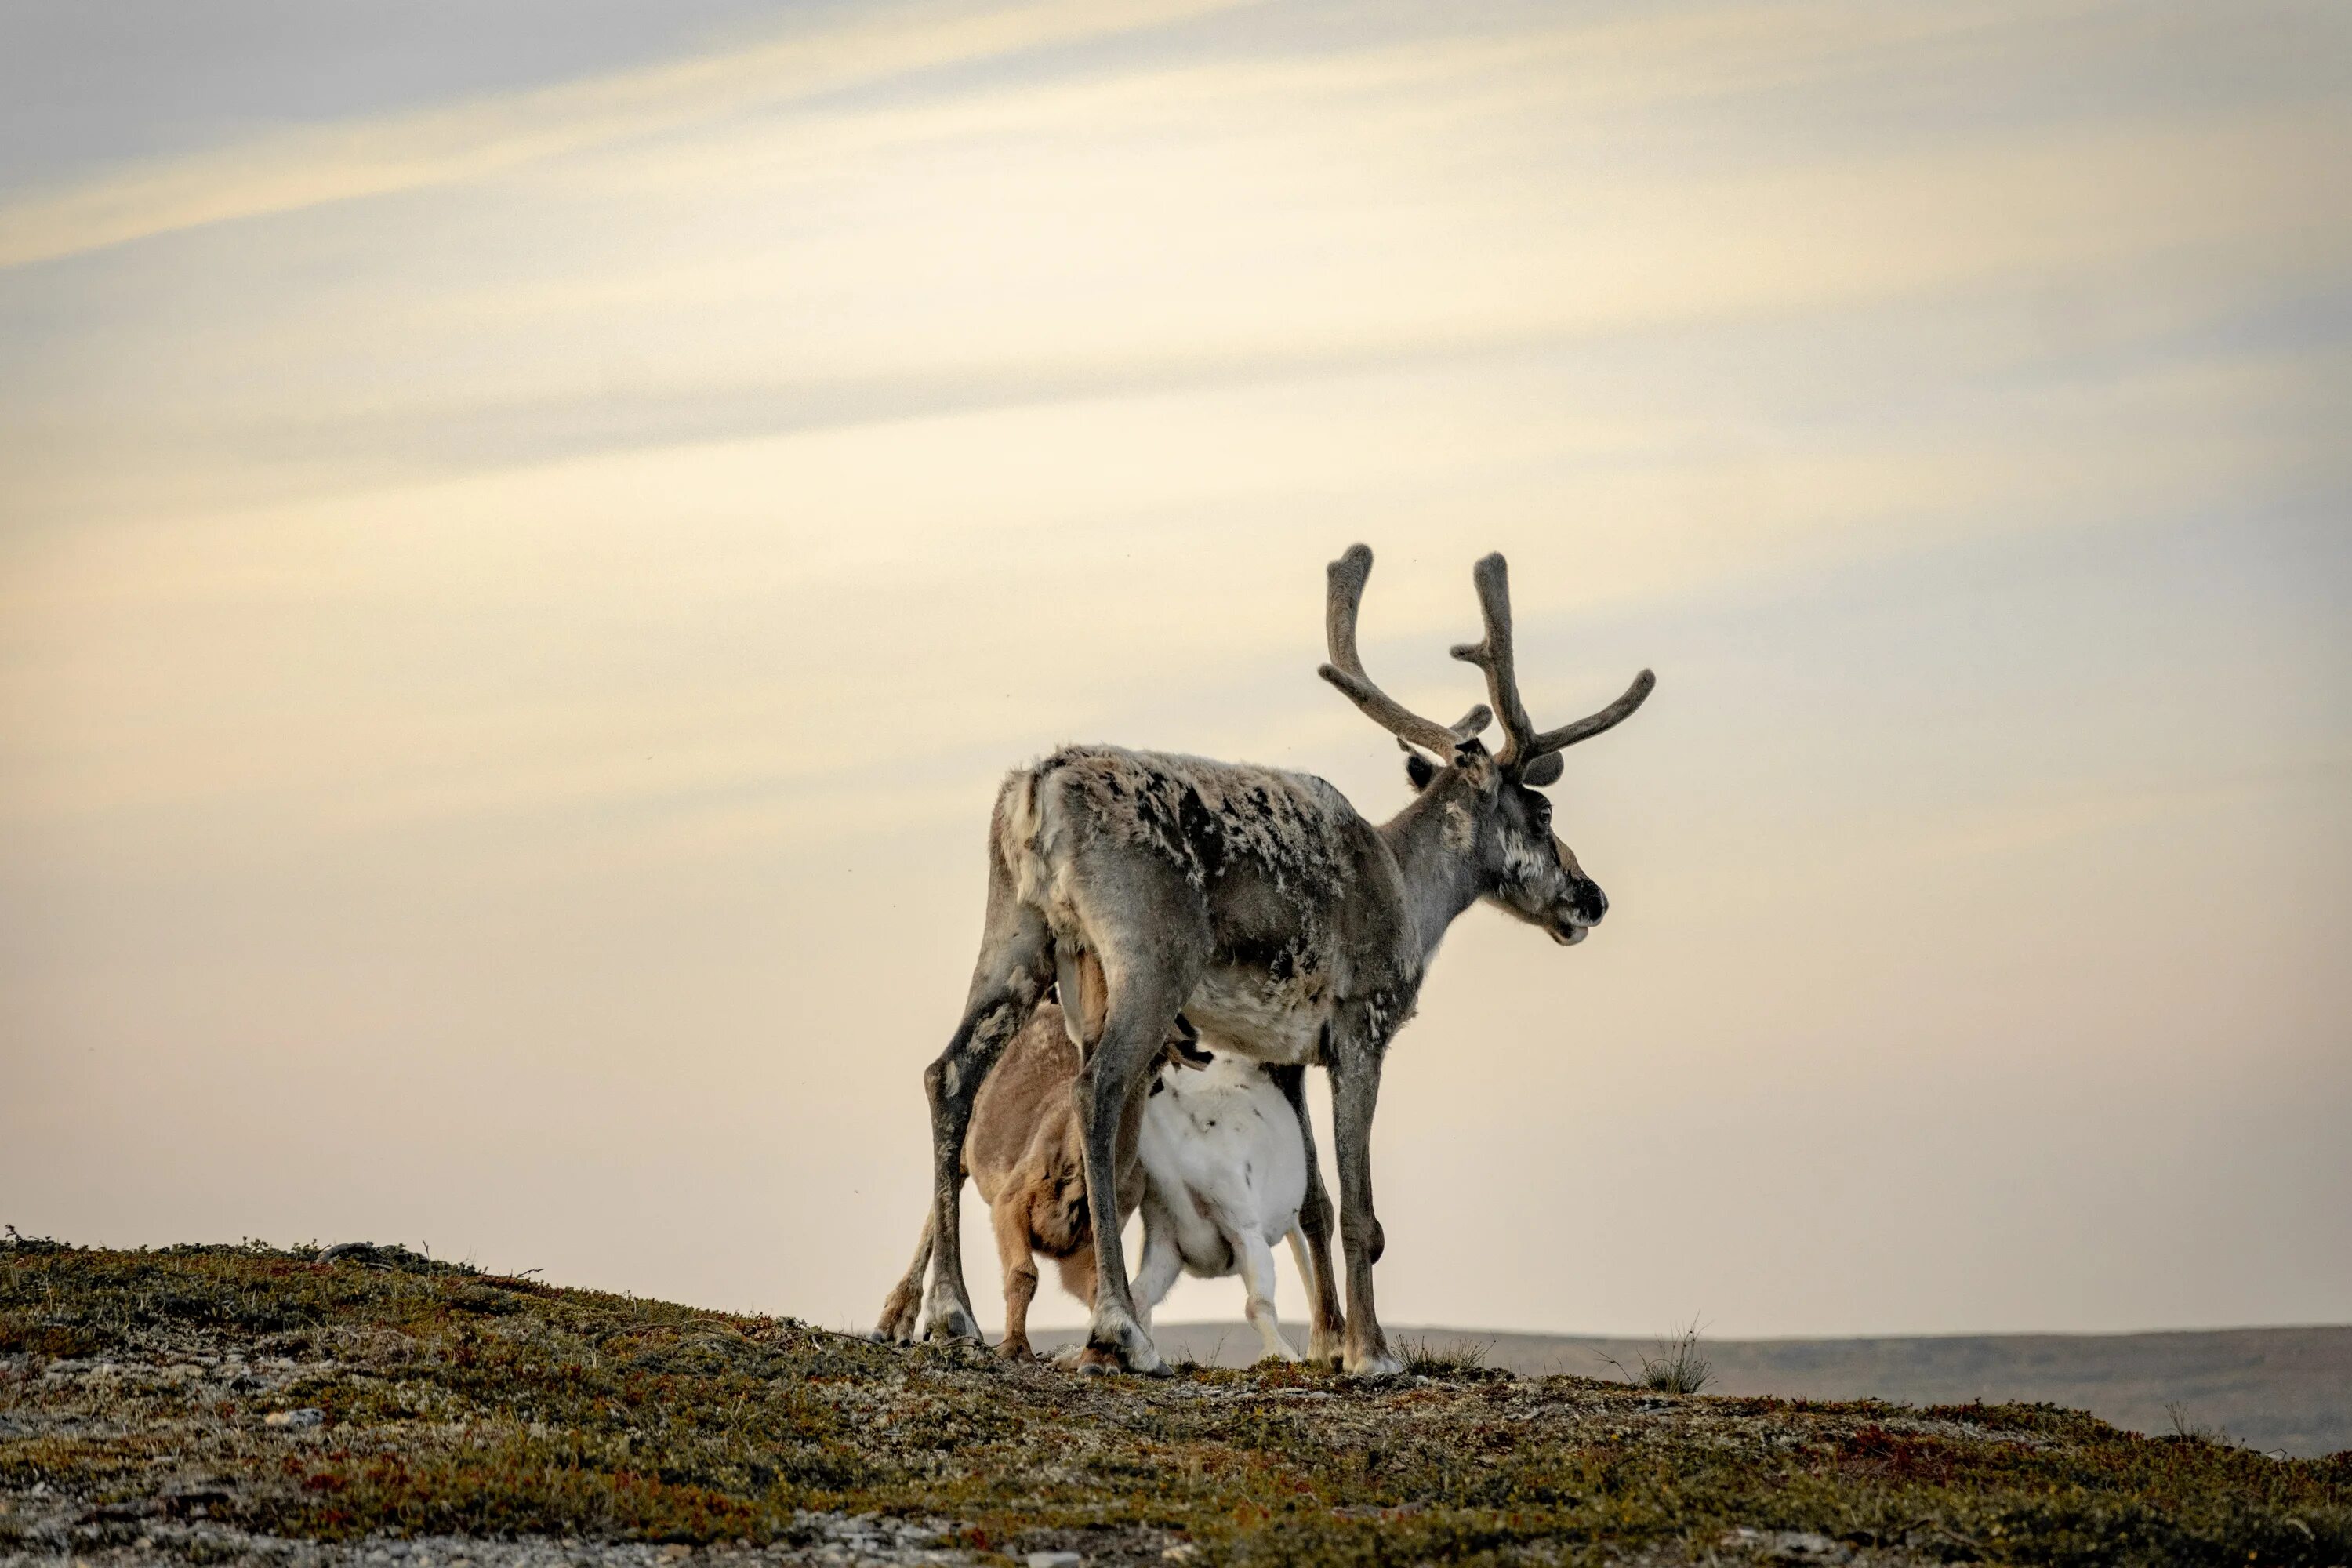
[1375,787,1486,964]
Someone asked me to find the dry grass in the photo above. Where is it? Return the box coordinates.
[1597,1319,1715,1396]
[1393,1334,1498,1379]
[1636,1321,1715,1396]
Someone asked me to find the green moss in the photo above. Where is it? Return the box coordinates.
[5,1244,2347,1563]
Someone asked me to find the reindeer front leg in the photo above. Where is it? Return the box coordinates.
[1327,1036,1402,1377]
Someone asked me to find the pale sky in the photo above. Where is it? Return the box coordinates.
[2,0,2347,1341]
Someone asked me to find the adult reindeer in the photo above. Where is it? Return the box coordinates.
[889,545,1652,1374]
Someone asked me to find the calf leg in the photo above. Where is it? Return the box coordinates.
[1269,1063,1345,1364]
[872,1215,932,1343]
[1234,1229,1299,1363]
[1129,1200,1186,1334]
[1284,1230,1327,1357]
[1052,1245,1101,1312]
[991,1198,1041,1362]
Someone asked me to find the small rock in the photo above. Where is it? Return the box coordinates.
[1028,1553,1084,1568]
[1722,1526,1853,1564]
[1162,1546,1199,1562]
[264,1407,325,1428]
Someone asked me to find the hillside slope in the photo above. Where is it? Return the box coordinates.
[3,1243,2347,1566]
[1091,1324,2352,1458]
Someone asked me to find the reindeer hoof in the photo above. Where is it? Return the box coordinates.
[1345,1352,1405,1379]
[1076,1346,1120,1376]
[996,1340,1036,1363]
[921,1301,983,1345]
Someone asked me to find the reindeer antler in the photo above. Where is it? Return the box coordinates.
[1319,545,1492,757]
[1451,552,1654,785]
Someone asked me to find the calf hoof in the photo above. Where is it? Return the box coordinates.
[872,1288,923,1345]
[996,1339,1036,1363]
[1345,1347,1405,1379]
[1075,1329,1170,1377]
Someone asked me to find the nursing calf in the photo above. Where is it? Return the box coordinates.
[1134,1051,1327,1363]
[877,975,1330,1366]
[874,986,1177,1362]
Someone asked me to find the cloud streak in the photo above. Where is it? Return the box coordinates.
[0,0,1248,269]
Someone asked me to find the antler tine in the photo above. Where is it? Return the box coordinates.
[1530,668,1657,754]
[1319,544,1480,757]
[1448,552,1539,768]
[1451,552,1657,782]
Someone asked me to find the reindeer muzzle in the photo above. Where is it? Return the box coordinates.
[1162,1012,1214,1070]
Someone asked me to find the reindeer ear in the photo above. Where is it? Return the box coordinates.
[1403,752,1437,792]
[1519,753,1563,787]
[1451,738,1501,795]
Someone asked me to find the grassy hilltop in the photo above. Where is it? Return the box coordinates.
[3,1241,2347,1566]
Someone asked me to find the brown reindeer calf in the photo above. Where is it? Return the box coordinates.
[875,964,1202,1362]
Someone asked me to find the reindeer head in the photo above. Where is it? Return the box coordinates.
[1319,544,1653,947]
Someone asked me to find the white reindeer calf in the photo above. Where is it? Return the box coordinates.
[1131,1051,1325,1363]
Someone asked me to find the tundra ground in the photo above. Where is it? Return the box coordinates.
[3,1242,2345,1566]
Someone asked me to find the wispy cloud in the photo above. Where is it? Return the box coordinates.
[0,0,1249,269]
[5,1,2342,544]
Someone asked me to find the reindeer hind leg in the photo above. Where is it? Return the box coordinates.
[920,874,1053,1344]
[1269,1063,1345,1365]
[1073,941,1204,1375]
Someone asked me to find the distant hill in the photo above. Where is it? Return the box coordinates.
[1059,1322,2352,1457]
